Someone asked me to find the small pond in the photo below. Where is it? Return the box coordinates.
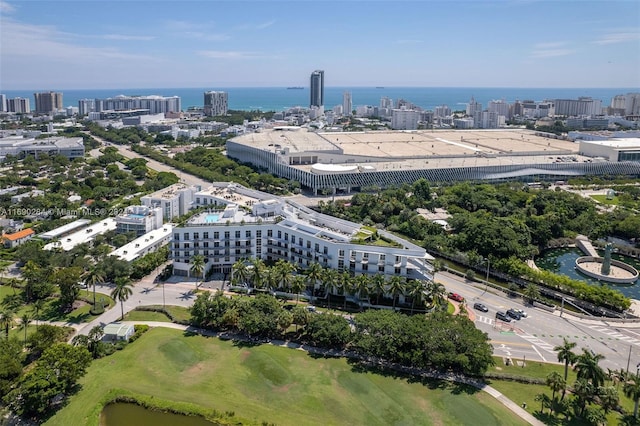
[100,402,217,426]
[536,247,640,299]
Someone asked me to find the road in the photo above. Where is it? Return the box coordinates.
[438,271,640,372]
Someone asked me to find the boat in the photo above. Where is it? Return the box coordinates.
[287,86,304,90]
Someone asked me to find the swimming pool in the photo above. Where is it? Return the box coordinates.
[205,214,220,223]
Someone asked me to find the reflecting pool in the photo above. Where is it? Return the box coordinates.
[535,247,640,299]
[100,403,217,426]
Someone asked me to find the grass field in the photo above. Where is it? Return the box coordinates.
[47,327,528,426]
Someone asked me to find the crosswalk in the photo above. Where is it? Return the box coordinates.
[587,325,640,346]
[518,333,556,353]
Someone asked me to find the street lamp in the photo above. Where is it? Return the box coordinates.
[480,257,490,296]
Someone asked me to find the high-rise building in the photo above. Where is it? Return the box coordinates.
[466,96,482,117]
[0,94,7,113]
[341,91,352,116]
[554,97,602,117]
[93,95,181,114]
[310,70,324,108]
[342,92,352,116]
[34,91,63,114]
[8,97,30,113]
[203,91,228,116]
[78,99,96,116]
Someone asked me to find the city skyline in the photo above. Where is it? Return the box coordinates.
[1,1,639,91]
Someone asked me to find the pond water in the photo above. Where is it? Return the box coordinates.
[100,402,217,426]
[536,247,640,299]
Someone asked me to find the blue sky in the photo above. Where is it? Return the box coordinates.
[1,0,639,90]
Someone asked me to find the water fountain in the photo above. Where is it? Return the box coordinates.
[575,241,639,284]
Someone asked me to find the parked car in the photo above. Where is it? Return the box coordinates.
[496,311,511,322]
[447,292,464,302]
[473,302,489,312]
[506,308,522,320]
[514,308,528,318]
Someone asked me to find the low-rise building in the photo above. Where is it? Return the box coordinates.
[1,228,35,248]
[140,183,199,220]
[102,323,135,342]
[109,225,173,262]
[115,205,163,237]
[171,184,433,286]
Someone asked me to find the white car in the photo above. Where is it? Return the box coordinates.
[514,309,528,318]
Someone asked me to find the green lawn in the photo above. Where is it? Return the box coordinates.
[591,194,619,205]
[47,327,527,426]
[123,310,172,322]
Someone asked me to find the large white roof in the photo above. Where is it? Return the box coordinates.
[311,163,359,174]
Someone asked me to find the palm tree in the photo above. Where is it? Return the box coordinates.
[323,269,340,309]
[370,274,386,306]
[249,258,266,290]
[353,274,370,306]
[274,259,296,293]
[387,276,405,309]
[19,313,32,345]
[190,254,206,289]
[425,280,447,311]
[231,259,249,287]
[554,338,578,384]
[265,267,280,294]
[290,275,306,304]
[624,372,640,419]
[31,299,45,328]
[574,348,606,388]
[338,271,352,310]
[305,262,324,301]
[534,393,552,414]
[84,266,105,313]
[0,308,15,339]
[111,277,134,320]
[598,385,619,414]
[408,281,426,314]
[572,378,593,418]
[546,371,566,403]
[523,283,541,305]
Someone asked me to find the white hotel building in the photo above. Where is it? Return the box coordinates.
[171,183,433,282]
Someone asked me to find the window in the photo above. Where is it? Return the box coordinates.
[193,232,199,240]
[284,233,288,241]
[194,242,199,247]
[315,243,319,252]
[235,230,240,238]
[214,232,219,239]
[338,260,344,269]
[203,232,209,239]
[174,233,180,241]
[204,242,209,248]
[339,249,345,257]
[395,267,401,274]
[307,241,311,248]
[378,265,385,272]
[204,250,209,255]
[184,251,190,257]
[214,242,220,248]
[184,233,189,240]
[380,254,385,261]
[363,252,369,259]
[362,264,368,271]
[224,231,230,239]
[267,230,272,237]
[323,246,328,254]
[257,230,262,237]
[184,243,190,248]
[278,231,282,239]
[246,230,251,238]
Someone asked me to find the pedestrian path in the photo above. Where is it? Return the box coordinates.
[588,324,640,346]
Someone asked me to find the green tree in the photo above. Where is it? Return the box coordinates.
[190,254,206,289]
[554,338,578,385]
[305,262,324,301]
[290,275,306,304]
[535,392,552,414]
[19,313,32,345]
[84,266,106,314]
[291,305,310,333]
[306,313,351,348]
[0,338,24,396]
[27,324,69,359]
[370,274,386,305]
[231,259,249,287]
[574,348,606,388]
[0,308,15,339]
[274,259,296,292]
[249,258,266,290]
[111,277,134,320]
[624,372,640,419]
[523,283,541,304]
[387,276,405,309]
[546,371,566,403]
[408,280,426,314]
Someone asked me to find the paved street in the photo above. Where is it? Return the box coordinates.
[438,271,640,372]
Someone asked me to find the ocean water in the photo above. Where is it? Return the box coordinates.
[1,87,637,112]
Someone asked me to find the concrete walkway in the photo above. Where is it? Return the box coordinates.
[120,321,544,426]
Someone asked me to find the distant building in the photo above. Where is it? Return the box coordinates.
[94,95,181,114]
[434,105,451,118]
[34,91,63,114]
[78,99,96,116]
[11,190,45,204]
[310,70,324,108]
[466,96,482,118]
[1,228,35,248]
[7,97,30,114]
[203,91,228,116]
[488,100,510,120]
[391,109,420,130]
[342,92,352,116]
[0,137,85,162]
[555,97,602,117]
[0,94,7,113]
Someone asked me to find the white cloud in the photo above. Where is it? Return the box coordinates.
[592,32,640,45]
[0,1,15,13]
[102,34,156,41]
[236,20,276,31]
[1,18,158,61]
[530,42,574,58]
[183,31,230,41]
[197,50,263,59]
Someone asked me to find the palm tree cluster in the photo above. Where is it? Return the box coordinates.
[230,258,446,313]
[534,338,640,424]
